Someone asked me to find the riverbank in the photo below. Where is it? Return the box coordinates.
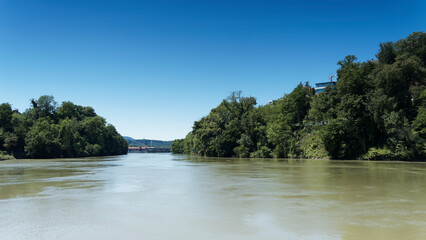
[171,32,426,161]
[172,153,426,162]
[0,96,128,159]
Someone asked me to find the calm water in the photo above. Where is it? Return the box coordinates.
[1,154,426,240]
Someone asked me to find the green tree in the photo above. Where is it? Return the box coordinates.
[373,55,426,118]
[376,42,396,64]
[29,95,58,120]
[0,103,13,131]
[25,119,61,158]
[171,139,185,154]
[174,32,426,161]
[394,31,426,64]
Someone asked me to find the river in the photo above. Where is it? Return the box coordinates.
[1,153,425,240]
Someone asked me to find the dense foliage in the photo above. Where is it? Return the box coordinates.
[172,32,426,160]
[0,96,128,159]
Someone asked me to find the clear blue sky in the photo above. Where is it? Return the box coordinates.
[0,0,425,140]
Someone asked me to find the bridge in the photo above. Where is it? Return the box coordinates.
[128,146,171,153]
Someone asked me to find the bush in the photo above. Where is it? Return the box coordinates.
[300,131,329,159]
[0,151,15,160]
[250,146,271,158]
[234,145,249,157]
[359,148,394,160]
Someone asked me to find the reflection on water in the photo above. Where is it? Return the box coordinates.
[0,154,425,240]
[0,157,119,199]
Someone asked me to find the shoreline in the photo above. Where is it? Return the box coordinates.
[172,153,426,163]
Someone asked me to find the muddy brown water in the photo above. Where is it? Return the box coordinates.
[1,153,425,239]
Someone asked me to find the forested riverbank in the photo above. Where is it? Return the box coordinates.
[172,32,426,161]
[0,96,128,159]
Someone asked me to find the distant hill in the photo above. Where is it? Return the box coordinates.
[124,137,172,148]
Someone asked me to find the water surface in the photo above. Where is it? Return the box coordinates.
[1,154,425,240]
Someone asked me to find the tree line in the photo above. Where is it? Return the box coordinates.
[0,95,128,159]
[171,32,426,160]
